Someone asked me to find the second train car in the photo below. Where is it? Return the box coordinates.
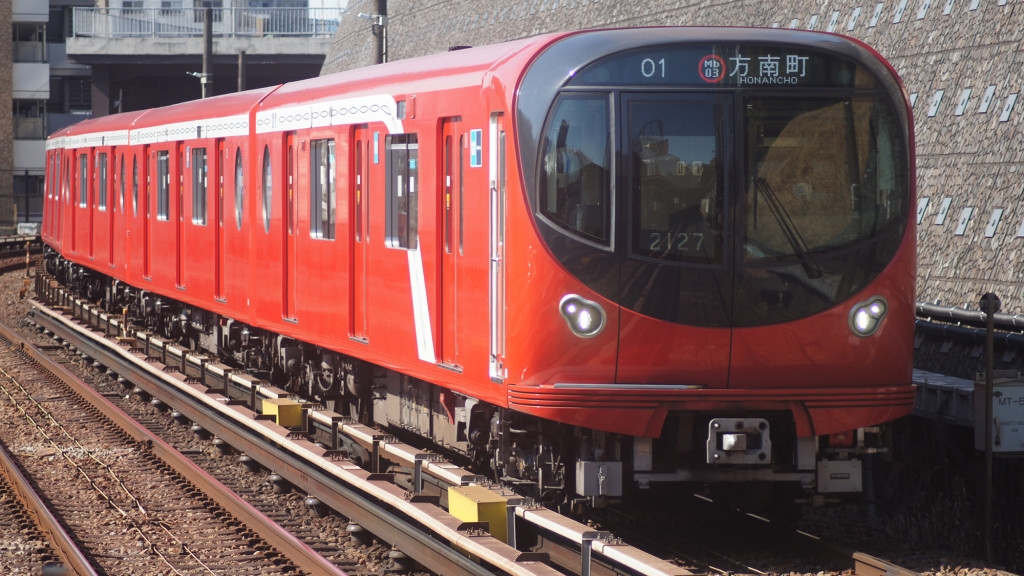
[42,27,916,507]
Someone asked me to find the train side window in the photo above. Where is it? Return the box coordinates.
[539,94,611,245]
[132,155,139,217]
[309,139,336,240]
[157,150,170,220]
[78,153,88,207]
[97,153,108,211]
[234,147,243,230]
[192,147,207,225]
[385,134,418,249]
[261,144,272,233]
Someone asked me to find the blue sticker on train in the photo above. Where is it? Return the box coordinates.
[470,129,482,167]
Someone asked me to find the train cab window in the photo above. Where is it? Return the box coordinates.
[309,139,335,240]
[157,150,170,220]
[628,96,725,263]
[539,95,611,245]
[97,153,108,211]
[261,145,272,233]
[385,134,418,249]
[743,97,907,265]
[132,155,139,217]
[78,154,88,207]
[234,147,243,230]
[192,147,207,225]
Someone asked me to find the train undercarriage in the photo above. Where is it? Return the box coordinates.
[48,252,887,514]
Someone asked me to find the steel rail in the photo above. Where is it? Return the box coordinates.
[0,319,349,576]
[0,440,99,576]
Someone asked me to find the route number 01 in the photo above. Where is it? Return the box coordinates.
[642,58,666,78]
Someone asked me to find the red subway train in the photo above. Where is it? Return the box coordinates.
[42,27,915,507]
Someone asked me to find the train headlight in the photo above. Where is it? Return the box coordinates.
[559,294,606,338]
[848,296,888,337]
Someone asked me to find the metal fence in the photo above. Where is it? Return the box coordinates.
[72,7,341,38]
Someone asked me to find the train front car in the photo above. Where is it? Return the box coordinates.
[506,28,914,506]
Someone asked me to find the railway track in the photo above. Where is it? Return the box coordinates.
[26,267,689,576]
[0,315,352,574]
[0,436,94,575]
[0,256,928,576]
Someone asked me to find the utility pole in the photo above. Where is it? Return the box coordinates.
[201,6,213,98]
[981,292,999,563]
[237,51,246,92]
[363,0,387,64]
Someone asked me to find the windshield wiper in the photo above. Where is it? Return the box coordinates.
[753,177,823,279]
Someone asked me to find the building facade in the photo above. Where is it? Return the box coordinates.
[1,0,338,234]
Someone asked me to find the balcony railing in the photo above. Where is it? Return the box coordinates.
[72,7,341,38]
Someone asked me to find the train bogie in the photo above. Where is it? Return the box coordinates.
[43,26,916,506]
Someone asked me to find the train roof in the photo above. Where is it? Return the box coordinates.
[129,86,277,130]
[258,32,564,110]
[45,27,903,150]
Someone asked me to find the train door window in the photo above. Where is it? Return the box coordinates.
[97,153,108,211]
[627,95,725,263]
[444,135,453,254]
[157,150,170,220]
[261,144,272,233]
[287,141,294,235]
[78,153,88,207]
[192,147,207,225]
[219,148,224,228]
[132,155,139,217]
[385,134,418,249]
[309,139,335,240]
[459,134,465,255]
[234,147,243,230]
[354,140,362,242]
[538,94,611,245]
[119,155,125,212]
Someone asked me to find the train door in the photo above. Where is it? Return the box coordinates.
[176,144,184,287]
[615,92,733,386]
[285,132,297,319]
[144,146,152,278]
[59,153,66,245]
[488,114,506,381]
[215,139,226,300]
[350,125,370,341]
[439,118,461,367]
[86,151,94,259]
[69,152,76,251]
[109,152,117,267]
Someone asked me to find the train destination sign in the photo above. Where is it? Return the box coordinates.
[570,44,864,89]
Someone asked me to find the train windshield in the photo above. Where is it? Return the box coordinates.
[524,38,909,326]
[743,96,904,267]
